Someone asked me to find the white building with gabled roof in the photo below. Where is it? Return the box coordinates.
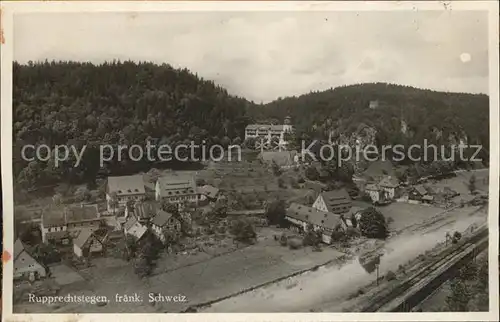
[106,175,146,212]
[14,238,47,280]
[155,173,197,205]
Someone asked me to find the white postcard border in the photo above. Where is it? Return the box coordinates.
[1,1,499,321]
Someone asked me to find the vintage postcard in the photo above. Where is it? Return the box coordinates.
[1,1,499,321]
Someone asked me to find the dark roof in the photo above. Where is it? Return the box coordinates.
[365,183,380,191]
[319,189,352,212]
[107,175,146,196]
[65,205,100,223]
[286,203,343,230]
[41,208,66,227]
[151,210,175,227]
[379,176,399,188]
[132,201,159,220]
[156,174,196,198]
[73,229,95,249]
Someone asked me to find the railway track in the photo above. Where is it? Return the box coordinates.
[360,225,488,312]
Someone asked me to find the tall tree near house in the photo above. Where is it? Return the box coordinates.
[134,234,161,277]
[358,207,389,239]
[265,199,287,226]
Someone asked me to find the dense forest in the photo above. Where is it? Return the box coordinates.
[13,61,252,190]
[248,83,489,152]
[13,61,490,192]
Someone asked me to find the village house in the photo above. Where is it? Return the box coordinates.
[64,204,103,238]
[364,183,383,203]
[197,185,220,205]
[123,216,148,241]
[40,204,102,244]
[13,238,47,281]
[244,116,294,148]
[312,189,352,214]
[285,203,346,244]
[40,207,70,245]
[73,229,104,258]
[155,173,197,205]
[150,210,182,243]
[106,175,146,212]
[378,176,400,200]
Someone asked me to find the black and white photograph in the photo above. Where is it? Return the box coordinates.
[1,1,499,320]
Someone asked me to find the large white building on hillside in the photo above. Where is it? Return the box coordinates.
[245,116,294,148]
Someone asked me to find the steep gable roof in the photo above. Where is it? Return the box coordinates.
[196,185,220,199]
[41,206,66,227]
[151,210,175,227]
[14,238,26,260]
[318,189,352,212]
[286,203,343,230]
[132,200,159,220]
[379,176,399,188]
[73,229,96,249]
[107,175,146,196]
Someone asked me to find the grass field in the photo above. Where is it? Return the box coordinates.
[13,227,346,313]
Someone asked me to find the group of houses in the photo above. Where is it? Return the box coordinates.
[14,171,222,281]
[284,189,368,244]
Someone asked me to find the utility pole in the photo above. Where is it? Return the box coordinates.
[376,264,380,286]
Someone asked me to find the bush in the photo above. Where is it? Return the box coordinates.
[358,207,389,239]
[277,177,286,188]
[345,226,361,238]
[385,270,397,281]
[386,217,394,224]
[230,219,257,244]
[331,230,347,242]
[297,177,305,184]
[459,262,478,281]
[305,166,320,181]
[279,233,288,246]
[288,237,303,249]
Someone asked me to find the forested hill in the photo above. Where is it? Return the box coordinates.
[13,61,489,191]
[250,83,489,151]
[13,61,253,188]
[14,61,252,146]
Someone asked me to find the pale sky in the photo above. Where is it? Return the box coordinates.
[14,11,489,103]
